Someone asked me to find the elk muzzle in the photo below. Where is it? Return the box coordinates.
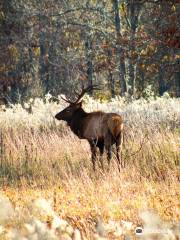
[55,113,61,120]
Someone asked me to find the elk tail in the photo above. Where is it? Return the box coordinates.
[107,116,123,139]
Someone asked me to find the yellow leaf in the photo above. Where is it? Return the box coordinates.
[34,47,40,57]
[175,54,180,60]
[163,55,168,61]
[171,5,176,11]
[8,45,19,61]
[119,3,127,16]
[0,11,5,22]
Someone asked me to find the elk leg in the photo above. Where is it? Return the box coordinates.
[106,146,112,170]
[89,141,97,171]
[105,136,112,170]
[97,140,104,170]
[116,132,123,170]
[116,144,121,172]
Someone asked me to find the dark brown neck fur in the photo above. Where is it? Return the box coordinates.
[68,108,87,138]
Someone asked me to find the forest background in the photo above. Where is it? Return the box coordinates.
[0,0,179,103]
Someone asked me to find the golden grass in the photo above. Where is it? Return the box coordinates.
[0,97,179,239]
[1,168,179,239]
[0,128,179,238]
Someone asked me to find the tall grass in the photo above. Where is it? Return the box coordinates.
[0,95,179,184]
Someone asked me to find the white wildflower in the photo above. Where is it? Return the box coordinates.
[72,229,81,240]
[0,225,5,234]
[105,220,123,236]
[7,229,27,240]
[139,210,162,228]
[24,103,29,109]
[121,220,133,231]
[65,225,74,236]
[30,198,55,217]
[24,223,36,235]
[29,218,58,240]
[0,195,14,224]
[51,215,62,229]
[27,233,38,240]
[54,218,68,232]
[95,217,106,237]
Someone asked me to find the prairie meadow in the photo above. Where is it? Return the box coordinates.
[0,95,179,239]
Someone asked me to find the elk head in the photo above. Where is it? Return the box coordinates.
[55,85,98,122]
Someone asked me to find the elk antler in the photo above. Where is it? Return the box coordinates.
[60,95,74,104]
[73,85,100,104]
[61,85,100,105]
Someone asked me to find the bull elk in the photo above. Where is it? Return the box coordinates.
[55,86,124,171]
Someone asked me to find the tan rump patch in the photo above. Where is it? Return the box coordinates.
[112,116,121,121]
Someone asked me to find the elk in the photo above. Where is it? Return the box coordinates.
[55,86,124,171]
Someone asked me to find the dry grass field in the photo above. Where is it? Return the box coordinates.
[0,95,179,239]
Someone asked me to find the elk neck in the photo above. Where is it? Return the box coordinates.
[68,108,87,138]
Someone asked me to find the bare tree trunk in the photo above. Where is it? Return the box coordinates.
[106,44,115,97]
[113,0,127,96]
[174,53,180,97]
[158,65,167,96]
[137,59,145,95]
[85,32,93,94]
[126,34,135,96]
[126,1,141,96]
[108,69,115,98]
[39,16,49,95]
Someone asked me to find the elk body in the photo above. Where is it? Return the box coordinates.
[55,86,124,171]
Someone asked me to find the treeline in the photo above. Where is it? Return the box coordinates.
[0,0,179,103]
